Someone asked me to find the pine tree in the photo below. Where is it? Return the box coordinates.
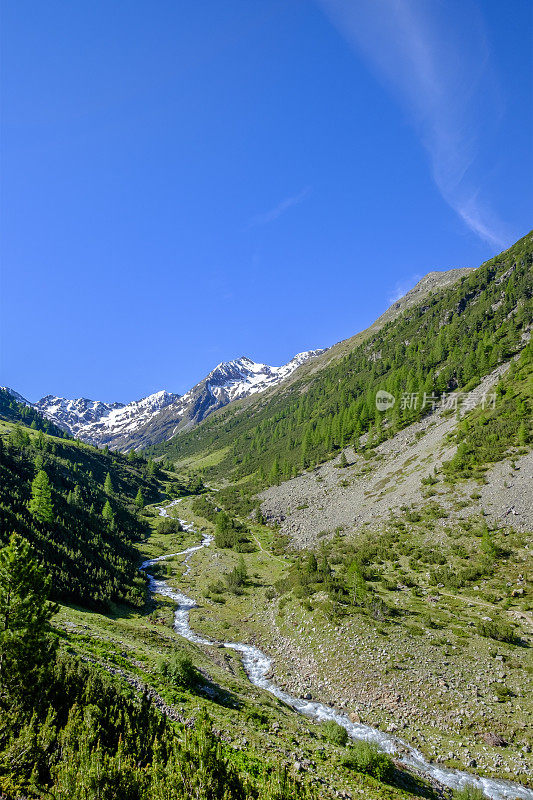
[147,458,156,477]
[339,451,348,468]
[269,458,281,486]
[104,472,113,494]
[135,489,144,510]
[29,470,54,524]
[102,500,115,526]
[0,534,58,707]
[127,449,136,462]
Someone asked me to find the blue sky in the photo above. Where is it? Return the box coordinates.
[1,0,531,402]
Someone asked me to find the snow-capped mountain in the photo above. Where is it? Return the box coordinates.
[35,391,180,445]
[15,350,325,451]
[184,351,324,407]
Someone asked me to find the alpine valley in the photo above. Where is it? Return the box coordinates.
[1,232,532,800]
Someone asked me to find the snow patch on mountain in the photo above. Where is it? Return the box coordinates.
[35,391,180,444]
[183,351,325,406]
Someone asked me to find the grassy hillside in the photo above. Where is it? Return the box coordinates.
[150,233,532,490]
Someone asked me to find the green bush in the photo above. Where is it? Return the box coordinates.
[322,720,348,746]
[476,618,518,644]
[157,516,183,534]
[453,785,487,800]
[490,682,514,702]
[159,652,199,688]
[342,740,394,781]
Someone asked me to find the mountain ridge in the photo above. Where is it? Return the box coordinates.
[149,233,532,486]
[3,350,325,451]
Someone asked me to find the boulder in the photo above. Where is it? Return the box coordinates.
[482,731,507,747]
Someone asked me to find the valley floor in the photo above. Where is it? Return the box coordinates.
[54,496,533,798]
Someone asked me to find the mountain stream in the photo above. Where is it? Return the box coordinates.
[139,501,532,800]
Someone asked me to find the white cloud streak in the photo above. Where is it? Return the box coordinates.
[315,0,508,248]
[250,187,310,226]
[388,273,422,304]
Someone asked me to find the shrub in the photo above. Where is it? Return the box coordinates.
[207,579,226,595]
[224,557,248,594]
[157,516,183,534]
[490,682,514,702]
[453,786,487,800]
[322,720,348,746]
[476,618,518,644]
[159,652,199,688]
[342,740,394,781]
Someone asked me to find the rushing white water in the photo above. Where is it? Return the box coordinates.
[140,502,532,800]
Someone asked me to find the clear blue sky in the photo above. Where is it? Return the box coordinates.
[1,0,531,402]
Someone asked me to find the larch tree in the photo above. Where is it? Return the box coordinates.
[134,489,144,510]
[104,472,113,495]
[29,470,54,524]
[102,500,115,527]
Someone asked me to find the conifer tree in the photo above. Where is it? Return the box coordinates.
[104,472,113,494]
[135,489,144,510]
[269,458,281,486]
[102,500,114,526]
[29,470,54,524]
[0,534,58,707]
[347,561,367,606]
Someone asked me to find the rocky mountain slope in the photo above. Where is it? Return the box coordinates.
[259,357,533,547]
[3,351,324,451]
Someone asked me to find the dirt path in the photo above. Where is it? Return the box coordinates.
[249,530,287,564]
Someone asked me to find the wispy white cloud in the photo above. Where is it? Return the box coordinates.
[388,273,422,304]
[314,0,509,249]
[250,187,310,227]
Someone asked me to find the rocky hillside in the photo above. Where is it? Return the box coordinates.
[259,355,532,547]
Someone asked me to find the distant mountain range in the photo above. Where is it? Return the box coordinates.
[2,350,324,451]
[3,265,483,453]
